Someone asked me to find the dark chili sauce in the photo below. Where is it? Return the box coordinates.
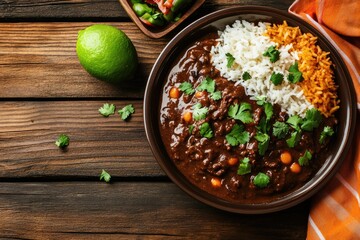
[159,33,337,203]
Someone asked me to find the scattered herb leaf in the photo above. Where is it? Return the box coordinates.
[286,130,301,148]
[256,96,267,106]
[189,125,194,134]
[253,172,270,188]
[199,122,213,139]
[179,82,195,95]
[197,77,215,93]
[288,62,303,83]
[263,45,280,63]
[226,53,235,68]
[264,102,273,121]
[55,134,70,148]
[273,121,290,139]
[228,102,253,124]
[99,103,115,117]
[118,104,135,120]
[287,115,302,131]
[270,72,284,86]
[301,108,322,131]
[298,150,312,166]
[192,103,208,121]
[225,124,250,146]
[242,71,251,80]
[100,169,111,183]
[237,157,251,175]
[254,132,270,156]
[210,91,222,101]
[319,126,334,144]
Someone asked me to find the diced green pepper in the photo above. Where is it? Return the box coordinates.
[141,12,165,26]
[171,0,192,13]
[132,3,154,17]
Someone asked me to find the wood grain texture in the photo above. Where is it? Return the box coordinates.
[0,22,167,98]
[0,182,309,239]
[0,100,164,178]
[0,0,294,20]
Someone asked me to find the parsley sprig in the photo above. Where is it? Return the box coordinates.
[319,126,334,144]
[225,124,250,146]
[100,169,111,183]
[179,82,195,95]
[298,150,312,166]
[196,77,222,101]
[288,62,303,84]
[254,132,270,156]
[272,121,289,139]
[118,104,135,120]
[99,103,115,117]
[199,122,213,139]
[228,102,253,124]
[270,72,284,86]
[192,103,208,121]
[263,46,280,63]
[237,157,251,175]
[226,53,235,68]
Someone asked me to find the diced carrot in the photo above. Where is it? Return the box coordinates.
[195,91,205,99]
[169,87,180,99]
[280,151,292,165]
[183,111,192,123]
[290,162,301,173]
[228,157,239,166]
[211,178,222,188]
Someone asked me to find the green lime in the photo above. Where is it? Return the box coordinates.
[76,24,138,83]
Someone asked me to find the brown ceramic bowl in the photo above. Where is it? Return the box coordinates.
[144,6,357,213]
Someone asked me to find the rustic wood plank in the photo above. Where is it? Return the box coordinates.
[0,22,168,98]
[0,100,165,178]
[0,0,294,20]
[0,181,309,239]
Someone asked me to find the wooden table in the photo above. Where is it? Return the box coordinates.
[0,1,310,239]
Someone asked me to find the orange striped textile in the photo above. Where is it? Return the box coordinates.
[289,0,360,239]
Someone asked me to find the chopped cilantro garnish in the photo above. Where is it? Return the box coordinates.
[253,172,270,188]
[228,102,253,124]
[273,121,290,139]
[270,72,284,86]
[118,104,135,120]
[242,71,251,80]
[210,91,222,101]
[99,103,115,117]
[55,134,70,148]
[254,132,270,156]
[199,122,213,139]
[179,82,195,95]
[225,124,250,146]
[257,117,268,133]
[287,115,302,131]
[301,108,322,131]
[188,125,194,134]
[256,96,267,106]
[287,62,303,83]
[263,45,280,63]
[192,103,208,121]
[197,77,215,93]
[237,157,251,175]
[264,102,273,121]
[286,130,301,148]
[100,169,111,183]
[226,53,235,68]
[298,150,312,166]
[319,126,334,144]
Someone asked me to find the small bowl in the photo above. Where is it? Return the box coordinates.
[119,0,205,38]
[144,6,357,213]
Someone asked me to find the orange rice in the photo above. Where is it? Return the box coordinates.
[265,21,339,117]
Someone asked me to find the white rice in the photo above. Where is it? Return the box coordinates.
[210,20,313,117]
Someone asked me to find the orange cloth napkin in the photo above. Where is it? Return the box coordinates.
[289,0,360,239]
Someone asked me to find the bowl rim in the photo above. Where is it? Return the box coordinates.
[144,5,357,214]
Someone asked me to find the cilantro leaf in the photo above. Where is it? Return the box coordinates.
[270,72,284,86]
[254,132,270,156]
[100,169,111,183]
[189,125,194,134]
[264,102,273,121]
[287,115,302,131]
[287,62,303,83]
[225,124,250,146]
[99,103,115,117]
[228,102,253,124]
[256,96,267,106]
[253,172,270,188]
[210,91,222,101]
[298,150,312,166]
[273,121,290,139]
[319,126,334,144]
[197,77,215,93]
[263,45,280,63]
[118,104,135,120]
[301,108,322,131]
[257,117,268,133]
[55,134,70,148]
[242,71,251,80]
[286,130,301,148]
[237,157,251,175]
[192,103,208,121]
[179,82,195,95]
[226,53,235,68]
[199,122,213,139]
